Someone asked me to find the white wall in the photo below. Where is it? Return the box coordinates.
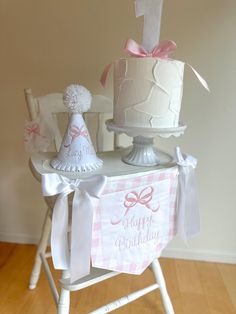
[0,0,235,263]
[158,0,236,263]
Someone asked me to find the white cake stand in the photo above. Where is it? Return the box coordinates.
[106,119,187,166]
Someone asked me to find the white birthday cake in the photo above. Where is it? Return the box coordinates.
[100,1,209,131]
[113,56,185,129]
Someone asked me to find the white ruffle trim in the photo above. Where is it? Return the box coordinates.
[50,158,103,172]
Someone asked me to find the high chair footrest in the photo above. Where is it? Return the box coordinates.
[60,267,119,291]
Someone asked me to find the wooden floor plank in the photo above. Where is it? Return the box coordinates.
[159,258,184,314]
[0,242,17,267]
[217,263,236,311]
[196,261,235,314]
[1,242,236,314]
[174,259,211,314]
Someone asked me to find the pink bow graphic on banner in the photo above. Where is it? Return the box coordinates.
[111,186,160,225]
[124,38,177,58]
[64,124,89,149]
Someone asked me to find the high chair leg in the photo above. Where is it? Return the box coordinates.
[29,208,51,289]
[58,270,70,314]
[58,288,70,314]
[151,259,175,314]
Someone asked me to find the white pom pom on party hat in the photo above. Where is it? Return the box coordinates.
[63,84,92,113]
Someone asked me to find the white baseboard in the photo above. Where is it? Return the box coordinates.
[0,232,39,245]
[1,232,236,264]
[162,247,236,264]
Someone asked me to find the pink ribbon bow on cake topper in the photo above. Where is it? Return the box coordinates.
[124,38,177,58]
[100,38,209,91]
[100,38,176,87]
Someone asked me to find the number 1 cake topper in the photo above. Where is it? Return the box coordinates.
[135,0,164,52]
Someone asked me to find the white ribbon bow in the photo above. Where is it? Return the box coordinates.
[175,147,200,242]
[42,173,107,283]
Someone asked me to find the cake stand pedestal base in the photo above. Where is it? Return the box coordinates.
[106,120,187,167]
[122,136,161,166]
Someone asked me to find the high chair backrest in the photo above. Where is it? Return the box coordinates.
[24,88,116,153]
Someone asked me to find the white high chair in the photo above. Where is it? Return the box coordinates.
[25,88,175,314]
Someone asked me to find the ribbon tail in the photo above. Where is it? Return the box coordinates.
[187,64,210,92]
[177,169,188,243]
[176,148,200,243]
[151,40,177,59]
[100,63,113,87]
[185,168,200,239]
[70,190,95,283]
[51,193,70,269]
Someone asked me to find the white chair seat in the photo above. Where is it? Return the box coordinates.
[30,150,173,180]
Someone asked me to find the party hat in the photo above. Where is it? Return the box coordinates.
[51,84,103,172]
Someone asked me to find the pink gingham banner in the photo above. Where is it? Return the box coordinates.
[91,166,178,275]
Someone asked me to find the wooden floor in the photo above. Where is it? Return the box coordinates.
[0,242,236,314]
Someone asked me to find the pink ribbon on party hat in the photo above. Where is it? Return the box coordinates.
[124,38,177,58]
[64,124,89,148]
[70,125,88,140]
[100,38,176,87]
